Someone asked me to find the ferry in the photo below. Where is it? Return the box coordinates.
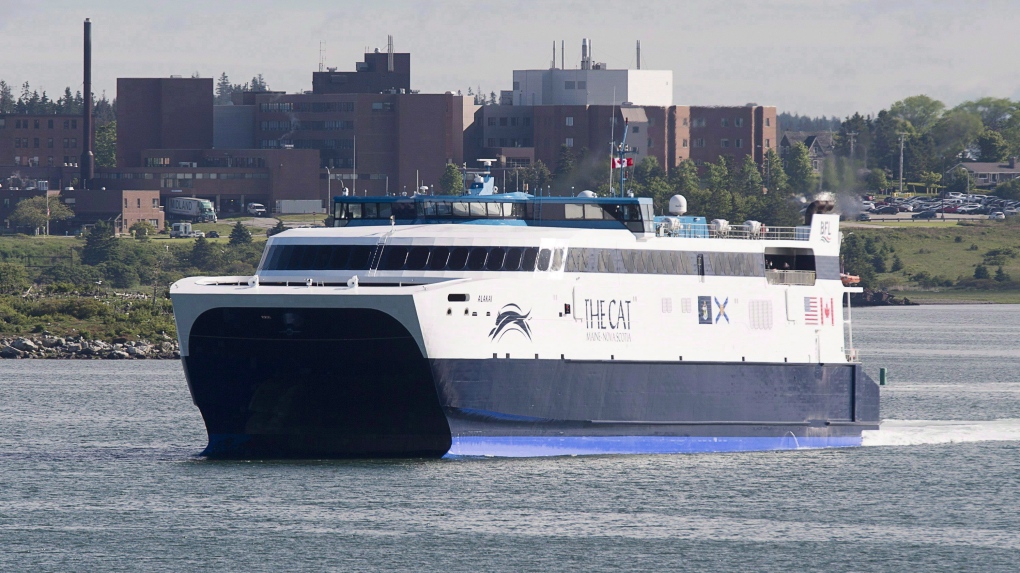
[170,168,879,458]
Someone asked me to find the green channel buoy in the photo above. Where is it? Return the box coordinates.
[879,367,888,386]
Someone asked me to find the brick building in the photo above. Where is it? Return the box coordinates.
[0,113,86,189]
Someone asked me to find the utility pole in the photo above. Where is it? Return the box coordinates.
[847,131,858,161]
[897,132,907,195]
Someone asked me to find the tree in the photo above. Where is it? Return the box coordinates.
[633,157,664,185]
[995,266,1011,282]
[866,168,889,192]
[732,155,764,196]
[438,164,465,195]
[0,262,29,294]
[94,120,116,168]
[229,221,252,245]
[8,195,74,233]
[215,73,233,104]
[554,144,577,182]
[994,177,1020,201]
[762,148,788,195]
[952,97,1018,131]
[129,220,156,239]
[930,110,983,165]
[889,95,945,134]
[977,129,1009,162]
[82,221,120,265]
[785,142,818,195]
[521,160,551,194]
[0,80,14,114]
[841,234,877,288]
[974,264,990,280]
[190,236,217,269]
[99,260,139,288]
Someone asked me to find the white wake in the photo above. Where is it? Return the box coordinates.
[862,419,1020,447]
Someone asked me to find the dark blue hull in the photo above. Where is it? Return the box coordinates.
[183,307,878,458]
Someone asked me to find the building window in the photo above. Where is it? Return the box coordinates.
[513,81,520,90]
[487,138,496,147]
[765,118,771,127]
[34,120,40,129]
[721,118,728,127]
[632,147,639,154]
[34,138,40,148]
[812,160,819,170]
[0,118,4,128]
[577,81,586,89]
[523,117,531,127]
[765,139,770,148]
[735,118,744,127]
[14,138,19,148]
[735,138,743,148]
[632,125,639,133]
[564,81,575,90]
[565,116,573,127]
[152,198,159,208]
[124,198,128,208]
[682,118,689,127]
[63,120,69,129]
[137,198,141,208]
[47,156,53,166]
[510,117,518,127]
[682,139,688,148]
[486,118,496,126]
[721,139,729,148]
[499,117,508,126]
[71,138,77,148]
[72,120,77,129]
[647,138,653,149]
[47,138,53,148]
[565,138,574,147]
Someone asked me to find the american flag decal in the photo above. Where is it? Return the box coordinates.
[804,297,835,326]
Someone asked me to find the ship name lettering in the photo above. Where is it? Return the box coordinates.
[584,298,631,330]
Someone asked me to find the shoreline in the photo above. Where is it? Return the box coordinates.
[1,335,179,360]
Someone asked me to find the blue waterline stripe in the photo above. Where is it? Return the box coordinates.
[445,435,862,458]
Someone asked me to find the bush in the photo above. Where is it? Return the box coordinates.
[974,265,990,280]
[0,261,29,294]
[229,221,252,245]
[99,261,140,289]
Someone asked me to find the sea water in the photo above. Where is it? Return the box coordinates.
[1,305,1018,571]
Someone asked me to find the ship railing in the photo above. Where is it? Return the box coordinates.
[655,222,808,241]
[765,269,816,286]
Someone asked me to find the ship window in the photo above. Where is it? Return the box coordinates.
[377,203,392,219]
[537,248,552,271]
[584,204,602,220]
[466,248,488,270]
[486,247,506,271]
[310,246,333,269]
[346,203,362,218]
[565,203,584,219]
[452,202,469,217]
[552,248,564,271]
[448,247,470,270]
[363,203,378,219]
[327,245,352,269]
[428,246,451,270]
[697,254,705,276]
[486,202,505,217]
[521,247,538,271]
[504,247,523,271]
[406,246,430,270]
[470,202,486,217]
[349,245,373,269]
[380,246,409,270]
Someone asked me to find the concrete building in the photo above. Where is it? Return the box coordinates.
[116,77,213,168]
[511,39,672,107]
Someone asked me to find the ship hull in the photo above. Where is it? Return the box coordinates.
[182,306,878,459]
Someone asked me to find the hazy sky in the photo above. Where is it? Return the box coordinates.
[2,0,1017,118]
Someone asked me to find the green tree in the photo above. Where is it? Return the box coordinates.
[0,80,14,114]
[82,220,120,265]
[891,254,904,272]
[841,234,877,288]
[266,220,287,237]
[974,264,990,280]
[929,110,983,165]
[889,95,945,133]
[976,129,1009,162]
[190,236,217,269]
[8,195,75,232]
[521,160,551,194]
[763,148,788,195]
[918,171,943,194]
[785,142,818,195]
[99,260,139,288]
[995,266,1011,282]
[732,155,764,196]
[438,164,465,195]
[0,262,29,294]
[229,221,252,245]
[94,120,116,168]
[866,168,889,192]
[633,157,664,185]
[994,177,1020,201]
[129,220,156,238]
[554,144,577,182]
[952,97,1018,131]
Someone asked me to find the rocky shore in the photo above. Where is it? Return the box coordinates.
[0,335,180,360]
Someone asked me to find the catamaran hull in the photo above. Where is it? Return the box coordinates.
[182,306,878,459]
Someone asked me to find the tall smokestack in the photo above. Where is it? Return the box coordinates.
[581,38,588,70]
[552,41,556,69]
[387,35,394,72]
[636,40,641,69]
[561,40,564,70]
[80,18,94,190]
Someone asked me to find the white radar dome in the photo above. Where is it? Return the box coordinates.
[668,194,688,215]
[577,190,597,198]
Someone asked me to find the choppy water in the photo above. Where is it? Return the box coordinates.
[1,305,1019,571]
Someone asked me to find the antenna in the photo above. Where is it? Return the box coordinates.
[636,40,641,69]
[552,41,556,69]
[561,40,564,69]
[319,41,324,72]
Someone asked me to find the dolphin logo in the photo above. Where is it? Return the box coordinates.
[489,304,532,342]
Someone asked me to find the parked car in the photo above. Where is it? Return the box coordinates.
[207,231,220,238]
[897,204,914,212]
[856,213,872,221]
[874,205,899,215]
[989,212,1006,220]
[912,210,938,219]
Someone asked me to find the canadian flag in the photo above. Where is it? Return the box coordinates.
[612,157,634,168]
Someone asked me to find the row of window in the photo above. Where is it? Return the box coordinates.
[486,137,532,148]
[684,138,770,149]
[4,118,78,129]
[260,139,354,150]
[10,155,78,167]
[564,81,588,90]
[124,198,161,208]
[159,173,268,187]
[486,116,532,127]
[261,243,767,278]
[13,137,77,149]
[335,200,648,224]
[682,117,771,128]
[260,101,356,113]
[260,120,354,131]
